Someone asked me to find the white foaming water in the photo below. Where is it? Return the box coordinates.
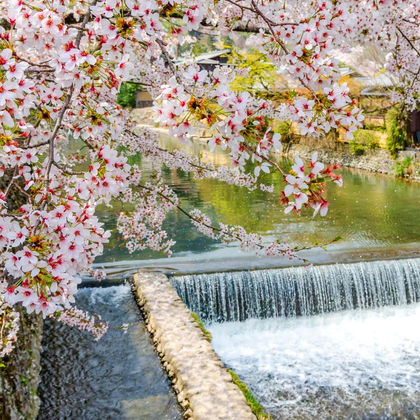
[209,303,420,419]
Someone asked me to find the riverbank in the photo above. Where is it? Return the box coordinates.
[282,136,420,182]
[131,107,420,182]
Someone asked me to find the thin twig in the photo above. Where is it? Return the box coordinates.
[243,141,287,176]
[156,38,180,83]
[128,129,212,172]
[396,26,420,57]
[3,167,18,199]
[17,140,50,150]
[138,182,266,250]
[52,161,84,176]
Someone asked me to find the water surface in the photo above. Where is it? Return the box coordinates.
[38,285,182,420]
[40,135,420,418]
[94,135,420,274]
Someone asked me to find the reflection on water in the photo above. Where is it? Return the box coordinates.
[209,304,420,419]
[38,285,182,420]
[96,135,420,267]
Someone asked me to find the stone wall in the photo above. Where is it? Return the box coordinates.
[0,177,43,420]
[0,308,43,420]
[132,271,256,420]
[282,136,420,181]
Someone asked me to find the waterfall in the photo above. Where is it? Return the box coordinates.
[170,258,420,323]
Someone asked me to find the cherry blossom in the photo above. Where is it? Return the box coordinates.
[0,299,19,358]
[0,0,418,358]
[284,175,309,198]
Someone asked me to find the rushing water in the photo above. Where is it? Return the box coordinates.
[38,285,182,419]
[209,304,420,419]
[172,258,420,322]
[172,258,420,419]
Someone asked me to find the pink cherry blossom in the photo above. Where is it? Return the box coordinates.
[284,175,309,197]
[0,0,418,359]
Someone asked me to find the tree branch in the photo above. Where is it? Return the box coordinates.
[396,26,420,57]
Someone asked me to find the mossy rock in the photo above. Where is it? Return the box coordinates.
[190,312,212,342]
[228,369,271,419]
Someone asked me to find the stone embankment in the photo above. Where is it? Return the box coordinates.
[0,309,43,420]
[282,137,420,181]
[0,182,44,420]
[133,271,256,420]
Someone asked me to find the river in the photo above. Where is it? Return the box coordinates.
[39,134,420,419]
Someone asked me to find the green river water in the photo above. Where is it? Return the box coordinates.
[95,135,420,275]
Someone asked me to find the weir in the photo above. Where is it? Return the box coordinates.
[171,258,420,323]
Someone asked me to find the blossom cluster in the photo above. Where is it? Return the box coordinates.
[117,177,178,256]
[1,202,110,317]
[353,0,420,110]
[54,307,108,341]
[0,299,20,358]
[189,209,297,259]
[281,152,342,216]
